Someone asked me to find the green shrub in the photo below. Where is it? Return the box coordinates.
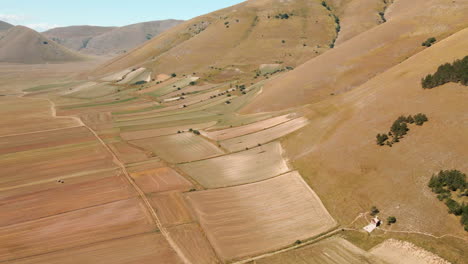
[370,206,380,216]
[422,37,436,47]
[133,80,147,85]
[171,73,177,77]
[387,216,397,225]
[376,133,389,146]
[413,113,428,126]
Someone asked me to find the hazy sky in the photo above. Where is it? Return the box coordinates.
[0,0,245,31]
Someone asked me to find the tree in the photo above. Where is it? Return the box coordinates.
[445,199,463,215]
[376,133,389,146]
[171,73,177,77]
[387,216,397,225]
[414,113,428,126]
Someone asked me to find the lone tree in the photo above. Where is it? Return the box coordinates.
[387,216,397,225]
[370,206,380,216]
[171,73,177,78]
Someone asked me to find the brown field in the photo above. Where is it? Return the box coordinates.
[185,172,336,261]
[0,96,79,136]
[168,223,220,264]
[219,117,309,152]
[10,233,184,264]
[203,113,296,141]
[120,121,216,141]
[255,236,383,264]
[149,191,194,227]
[117,67,147,84]
[109,141,151,164]
[130,132,225,163]
[178,142,290,188]
[130,167,193,193]
[0,198,155,262]
[0,170,134,227]
[369,239,451,264]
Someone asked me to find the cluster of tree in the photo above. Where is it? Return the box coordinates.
[421,56,468,88]
[376,114,428,146]
[421,37,436,47]
[188,128,201,135]
[321,1,331,11]
[428,170,468,231]
[133,80,147,85]
[275,13,292,19]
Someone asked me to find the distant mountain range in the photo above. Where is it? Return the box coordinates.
[43,20,183,56]
[0,19,183,64]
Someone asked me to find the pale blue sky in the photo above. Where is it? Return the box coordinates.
[0,0,245,31]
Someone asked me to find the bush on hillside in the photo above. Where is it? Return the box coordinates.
[421,56,468,88]
[133,80,147,85]
[413,113,428,126]
[376,114,428,146]
[171,73,177,77]
[376,133,389,146]
[422,37,436,47]
[387,216,397,225]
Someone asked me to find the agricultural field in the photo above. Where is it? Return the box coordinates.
[179,141,290,188]
[130,167,193,193]
[130,132,225,163]
[185,172,336,261]
[219,117,309,152]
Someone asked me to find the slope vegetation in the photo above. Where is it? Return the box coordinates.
[0,26,85,64]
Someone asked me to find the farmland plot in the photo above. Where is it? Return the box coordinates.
[120,121,216,141]
[255,237,384,264]
[0,170,134,227]
[369,239,451,264]
[185,172,336,261]
[10,232,183,264]
[0,198,155,262]
[219,117,309,152]
[167,223,220,264]
[148,191,194,227]
[130,132,224,163]
[204,113,297,141]
[179,142,290,188]
[130,167,193,193]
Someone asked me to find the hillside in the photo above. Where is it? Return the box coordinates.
[43,26,116,51]
[0,26,85,64]
[242,0,468,113]
[44,20,183,56]
[92,0,389,82]
[0,20,13,32]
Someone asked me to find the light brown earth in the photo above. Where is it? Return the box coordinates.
[179,141,290,188]
[9,233,184,264]
[130,132,225,163]
[185,172,336,261]
[130,167,193,193]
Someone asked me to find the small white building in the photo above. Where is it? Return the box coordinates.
[363,217,381,233]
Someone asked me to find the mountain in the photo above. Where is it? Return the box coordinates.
[44,20,183,56]
[0,26,85,64]
[0,20,13,32]
[43,26,116,51]
[92,0,389,81]
[242,0,468,113]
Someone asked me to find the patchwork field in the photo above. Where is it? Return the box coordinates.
[369,239,451,264]
[185,172,336,261]
[130,167,193,193]
[9,232,184,264]
[120,121,216,141]
[0,198,155,262]
[179,142,290,188]
[130,132,225,163]
[203,113,297,141]
[219,117,309,152]
[255,237,383,264]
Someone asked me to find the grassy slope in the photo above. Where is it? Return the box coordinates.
[0,26,85,64]
[242,0,468,113]
[282,27,468,256]
[93,0,385,82]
